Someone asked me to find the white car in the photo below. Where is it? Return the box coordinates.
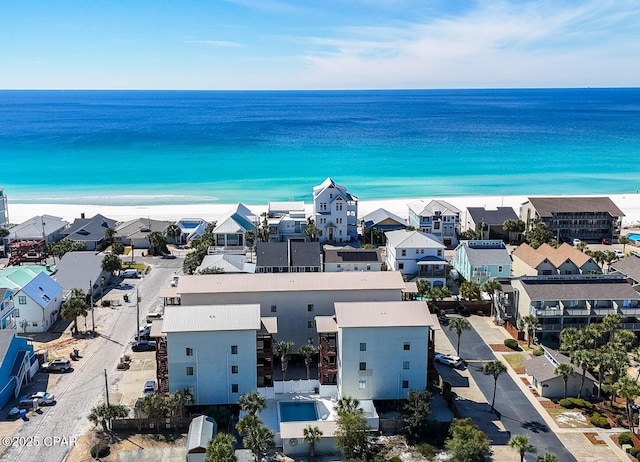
[435,353,464,368]
[614,249,625,258]
[572,238,582,246]
[19,391,56,408]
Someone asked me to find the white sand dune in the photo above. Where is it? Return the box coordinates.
[7,192,640,229]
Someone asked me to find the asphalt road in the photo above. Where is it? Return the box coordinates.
[442,324,577,462]
[0,256,182,462]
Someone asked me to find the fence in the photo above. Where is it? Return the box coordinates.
[111,416,192,433]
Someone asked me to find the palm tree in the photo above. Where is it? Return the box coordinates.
[554,363,575,399]
[484,360,507,413]
[537,453,558,462]
[238,391,266,416]
[601,313,623,344]
[303,425,323,458]
[206,433,237,462]
[459,281,481,301]
[168,388,193,417]
[60,288,88,335]
[571,349,596,399]
[243,423,275,461]
[508,434,536,462]
[480,279,502,320]
[104,227,117,247]
[336,396,360,415]
[87,402,129,432]
[615,375,640,431]
[275,340,294,381]
[517,315,540,347]
[619,235,630,255]
[166,223,182,245]
[448,317,471,355]
[298,344,318,380]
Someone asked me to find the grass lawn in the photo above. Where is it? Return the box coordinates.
[503,353,527,374]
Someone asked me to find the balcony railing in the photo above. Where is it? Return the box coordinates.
[563,308,591,316]
[531,306,562,317]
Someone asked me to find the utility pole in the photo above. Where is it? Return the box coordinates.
[136,288,140,342]
[89,279,95,335]
[104,369,110,406]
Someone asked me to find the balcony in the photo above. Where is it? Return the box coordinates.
[539,323,563,332]
[563,307,590,316]
[530,305,562,317]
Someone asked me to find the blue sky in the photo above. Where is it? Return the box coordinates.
[1,0,639,89]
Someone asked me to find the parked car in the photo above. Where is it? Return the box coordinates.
[132,340,156,352]
[137,325,152,341]
[615,249,625,258]
[42,359,71,372]
[19,391,56,408]
[434,353,464,368]
[143,380,157,395]
[602,237,611,245]
[572,238,582,246]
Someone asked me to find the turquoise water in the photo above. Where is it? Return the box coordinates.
[279,401,318,422]
[1,89,639,206]
[627,234,640,242]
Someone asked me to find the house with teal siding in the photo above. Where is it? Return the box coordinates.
[0,330,35,409]
[452,240,512,284]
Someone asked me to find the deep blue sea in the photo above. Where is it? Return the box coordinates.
[1,89,639,206]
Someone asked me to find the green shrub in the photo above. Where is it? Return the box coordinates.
[558,398,574,409]
[533,347,544,356]
[389,457,402,462]
[590,412,611,429]
[629,447,640,458]
[504,338,520,350]
[90,441,110,459]
[619,432,634,445]
[567,398,594,410]
[417,443,436,458]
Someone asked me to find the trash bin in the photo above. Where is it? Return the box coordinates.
[124,294,129,303]
[20,409,27,420]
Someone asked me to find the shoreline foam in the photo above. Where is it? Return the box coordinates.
[7,192,640,229]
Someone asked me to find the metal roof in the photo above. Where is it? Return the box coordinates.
[323,248,382,264]
[21,272,63,309]
[459,241,512,267]
[362,208,407,229]
[385,230,445,249]
[186,415,218,452]
[162,304,261,333]
[409,199,460,216]
[176,271,406,295]
[314,315,337,333]
[334,301,434,328]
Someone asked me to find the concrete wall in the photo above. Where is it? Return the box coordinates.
[180,288,402,348]
[338,326,428,400]
[167,330,257,405]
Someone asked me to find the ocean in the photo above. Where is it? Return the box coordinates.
[1,88,639,206]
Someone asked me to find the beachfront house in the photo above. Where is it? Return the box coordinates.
[0,329,36,410]
[511,243,601,277]
[4,215,68,245]
[59,213,118,251]
[52,251,111,301]
[266,201,307,242]
[161,304,277,405]
[385,230,447,286]
[255,241,321,273]
[212,203,257,248]
[166,272,407,349]
[408,200,460,248]
[463,206,519,241]
[361,208,407,245]
[520,196,624,243]
[114,218,173,249]
[315,301,436,400]
[11,272,63,333]
[511,275,640,344]
[312,178,358,244]
[452,240,512,285]
[323,247,384,272]
[175,218,209,245]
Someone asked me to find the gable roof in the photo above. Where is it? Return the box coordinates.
[61,214,118,242]
[610,254,640,285]
[21,272,63,308]
[334,301,434,328]
[163,304,261,333]
[466,207,518,226]
[186,415,218,453]
[512,243,596,269]
[525,197,624,218]
[385,230,445,250]
[409,199,460,217]
[459,241,512,267]
[525,348,595,383]
[268,201,305,215]
[9,215,68,240]
[256,242,321,268]
[0,265,55,290]
[362,208,407,229]
[115,218,173,239]
[196,254,254,274]
[213,203,257,234]
[52,251,106,292]
[313,177,357,201]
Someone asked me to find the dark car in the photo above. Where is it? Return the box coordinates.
[132,340,156,352]
[602,238,611,245]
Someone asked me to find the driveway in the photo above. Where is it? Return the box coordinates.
[442,321,576,462]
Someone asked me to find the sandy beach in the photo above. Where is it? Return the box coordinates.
[7,192,640,230]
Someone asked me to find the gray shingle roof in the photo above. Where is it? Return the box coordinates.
[52,251,106,292]
[466,207,518,226]
[61,214,118,243]
[256,242,321,268]
[519,276,640,301]
[526,197,624,217]
[610,254,640,285]
[460,241,512,267]
[525,348,595,383]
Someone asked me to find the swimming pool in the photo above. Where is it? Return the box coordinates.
[627,233,640,242]
[279,401,318,422]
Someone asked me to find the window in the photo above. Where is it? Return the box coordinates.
[18,296,27,305]
[231,384,239,393]
[354,265,358,270]
[271,305,277,313]
[403,361,410,370]
[32,322,38,327]
[434,221,440,230]
[231,345,238,354]
[336,201,343,211]
[359,380,366,390]
[186,367,194,376]
[399,263,404,270]
[307,304,314,312]
[307,320,314,328]
[498,266,503,273]
[402,380,409,389]
[404,342,411,351]
[186,347,193,356]
[336,218,342,224]
[401,249,406,257]
[359,362,367,371]
[360,342,366,351]
[13,309,20,317]
[231,365,238,374]
[437,250,442,257]
[320,202,327,211]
